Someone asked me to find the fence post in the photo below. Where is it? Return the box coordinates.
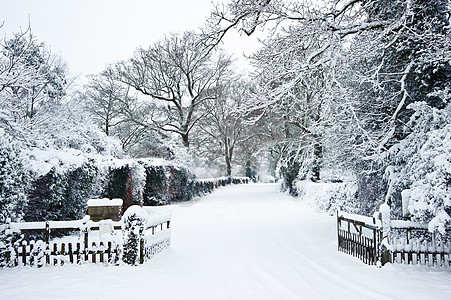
[139,226,145,264]
[337,211,340,251]
[45,221,50,244]
[378,203,392,266]
[84,227,89,262]
[45,221,51,266]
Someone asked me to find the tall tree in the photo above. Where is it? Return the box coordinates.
[250,24,331,186]
[204,0,451,218]
[115,31,233,147]
[0,30,66,136]
[194,79,256,176]
[80,66,156,155]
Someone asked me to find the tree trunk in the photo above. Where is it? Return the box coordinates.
[311,139,322,182]
[181,133,189,148]
[225,155,232,177]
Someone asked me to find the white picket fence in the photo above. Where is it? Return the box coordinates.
[0,207,171,268]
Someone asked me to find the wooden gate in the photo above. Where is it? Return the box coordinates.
[337,211,382,266]
[337,211,451,267]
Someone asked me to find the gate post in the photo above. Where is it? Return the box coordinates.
[378,203,392,266]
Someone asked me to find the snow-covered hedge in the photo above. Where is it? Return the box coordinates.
[295,180,359,214]
[0,142,197,227]
[192,177,250,197]
[0,129,28,223]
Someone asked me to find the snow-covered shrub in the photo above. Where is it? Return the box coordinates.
[0,223,20,268]
[102,159,147,211]
[142,160,195,205]
[29,240,47,267]
[0,129,28,223]
[387,102,450,235]
[278,157,300,196]
[103,165,130,210]
[356,170,387,216]
[143,165,169,206]
[122,205,148,265]
[24,161,97,222]
[167,166,195,203]
[401,123,451,234]
[296,180,358,214]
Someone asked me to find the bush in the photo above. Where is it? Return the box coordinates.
[122,205,147,265]
[0,130,28,223]
[142,165,169,206]
[296,181,359,214]
[24,162,97,222]
[167,166,194,203]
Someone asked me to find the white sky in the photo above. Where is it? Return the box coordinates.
[0,0,262,78]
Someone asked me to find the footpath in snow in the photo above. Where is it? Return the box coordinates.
[1,183,450,300]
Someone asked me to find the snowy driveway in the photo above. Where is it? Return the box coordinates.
[1,183,450,299]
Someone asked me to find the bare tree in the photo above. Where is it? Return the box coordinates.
[194,79,257,176]
[115,31,233,148]
[82,67,128,137]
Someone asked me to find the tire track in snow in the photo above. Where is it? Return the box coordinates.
[260,209,395,300]
[220,183,393,299]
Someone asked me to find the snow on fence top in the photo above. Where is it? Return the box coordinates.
[390,220,428,230]
[87,198,123,207]
[338,211,430,231]
[0,206,172,234]
[338,211,382,228]
[124,205,172,228]
[0,217,123,234]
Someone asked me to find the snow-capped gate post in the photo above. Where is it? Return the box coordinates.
[378,203,392,266]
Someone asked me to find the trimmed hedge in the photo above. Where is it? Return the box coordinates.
[24,162,97,222]
[11,150,251,225]
[192,177,249,197]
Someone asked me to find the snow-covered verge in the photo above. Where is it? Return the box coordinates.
[0,183,450,300]
[295,180,359,214]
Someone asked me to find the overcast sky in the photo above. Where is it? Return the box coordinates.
[1,0,261,78]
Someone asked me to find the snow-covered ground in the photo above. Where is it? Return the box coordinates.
[1,183,450,300]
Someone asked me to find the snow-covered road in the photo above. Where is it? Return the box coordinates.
[1,183,450,299]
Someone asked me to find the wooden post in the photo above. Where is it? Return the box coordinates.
[139,238,145,264]
[76,243,81,264]
[336,211,340,251]
[373,228,378,266]
[139,225,145,264]
[21,243,27,266]
[53,243,58,266]
[45,221,51,244]
[84,228,89,262]
[99,242,104,264]
[68,243,74,264]
[92,242,96,264]
[61,243,66,266]
[107,242,112,264]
